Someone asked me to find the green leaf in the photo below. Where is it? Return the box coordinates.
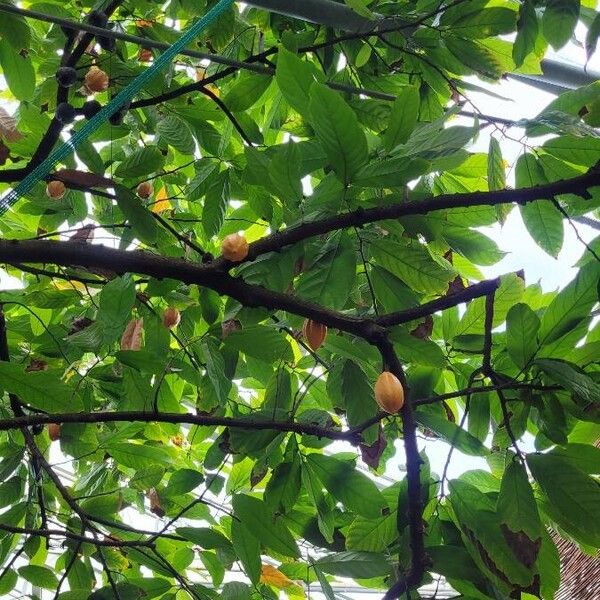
[156,116,196,155]
[487,136,506,191]
[269,142,303,206]
[231,518,261,584]
[202,171,229,238]
[276,47,318,115]
[106,442,174,469]
[18,565,58,590]
[542,0,580,50]
[296,231,357,310]
[305,453,388,518]
[114,147,165,179]
[445,37,504,79]
[0,39,34,100]
[341,361,378,444]
[201,338,231,402]
[585,12,600,61]
[535,358,600,403]
[497,460,541,541]
[115,185,161,244]
[527,452,600,544]
[384,86,420,152]
[506,303,540,368]
[0,364,80,413]
[513,0,539,67]
[176,527,233,550]
[549,443,600,474]
[223,74,271,112]
[354,157,429,188]
[468,393,490,442]
[345,511,397,552]
[542,135,600,167]
[539,262,599,344]
[0,569,17,596]
[371,239,455,295]
[315,551,392,578]
[389,328,446,368]
[164,469,204,497]
[224,325,293,363]
[97,275,136,343]
[232,494,300,558]
[308,83,368,184]
[0,12,30,50]
[415,410,488,456]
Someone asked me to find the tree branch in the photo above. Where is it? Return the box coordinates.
[376,337,427,599]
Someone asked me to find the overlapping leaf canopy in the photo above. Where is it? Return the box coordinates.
[0,1,599,599]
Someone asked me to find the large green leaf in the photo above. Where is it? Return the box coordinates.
[535,358,600,404]
[231,518,261,584]
[224,325,293,363]
[383,86,419,152]
[340,360,378,444]
[0,39,35,100]
[497,460,541,542]
[308,83,368,184]
[371,239,455,295]
[232,494,300,558]
[276,47,319,114]
[18,566,58,590]
[156,116,196,155]
[305,453,387,518]
[542,0,580,50]
[0,364,80,413]
[415,410,488,456]
[296,231,357,310]
[506,303,540,368]
[513,0,539,67]
[315,551,392,578]
[114,147,165,178]
[527,452,600,545]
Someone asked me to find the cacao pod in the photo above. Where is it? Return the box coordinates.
[84,66,109,92]
[162,307,181,329]
[46,180,66,199]
[302,319,327,351]
[48,423,61,441]
[374,371,404,413]
[220,233,249,262]
[136,181,154,199]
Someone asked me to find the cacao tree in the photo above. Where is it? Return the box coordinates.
[0,1,599,599]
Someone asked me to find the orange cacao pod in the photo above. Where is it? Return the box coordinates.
[84,66,109,92]
[302,319,327,351]
[220,233,249,262]
[136,181,154,199]
[46,180,66,199]
[374,371,405,413]
[162,307,181,329]
[48,423,61,441]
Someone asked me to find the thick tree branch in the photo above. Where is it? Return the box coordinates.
[376,337,427,599]
[0,410,359,444]
[223,167,600,268]
[0,524,154,547]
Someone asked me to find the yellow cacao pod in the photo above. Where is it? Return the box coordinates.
[48,423,61,441]
[46,180,66,199]
[221,233,249,262]
[374,371,404,413]
[302,319,327,351]
[136,181,154,199]
[162,307,181,329]
[84,66,109,92]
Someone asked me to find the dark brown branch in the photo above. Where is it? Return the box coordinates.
[377,278,500,327]
[376,337,427,599]
[0,410,359,444]
[0,524,154,547]
[199,86,254,146]
[482,292,495,375]
[225,167,600,268]
[0,240,381,340]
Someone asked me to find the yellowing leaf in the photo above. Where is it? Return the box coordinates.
[120,318,144,351]
[260,564,295,588]
[152,186,172,213]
